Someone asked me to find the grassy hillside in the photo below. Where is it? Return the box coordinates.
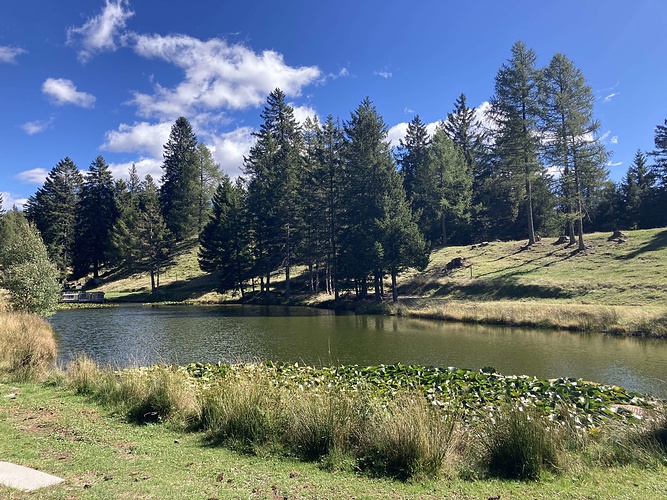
[404,228,667,307]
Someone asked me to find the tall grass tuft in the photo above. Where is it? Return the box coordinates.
[65,353,103,394]
[0,311,57,381]
[281,389,359,462]
[481,405,559,480]
[357,393,459,480]
[200,376,278,452]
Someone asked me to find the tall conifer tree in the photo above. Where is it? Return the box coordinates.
[160,117,199,240]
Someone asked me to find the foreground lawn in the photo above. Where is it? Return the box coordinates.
[1,372,667,499]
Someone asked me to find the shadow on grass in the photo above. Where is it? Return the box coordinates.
[618,229,667,260]
[400,276,574,301]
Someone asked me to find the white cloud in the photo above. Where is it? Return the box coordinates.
[128,33,321,120]
[404,107,414,114]
[102,121,172,157]
[374,70,392,79]
[0,46,27,64]
[21,117,54,135]
[599,130,611,142]
[1,192,28,211]
[16,168,49,185]
[208,127,256,178]
[603,93,618,103]
[607,161,623,167]
[108,157,163,183]
[67,0,134,63]
[291,104,319,125]
[387,123,409,148]
[611,136,618,144]
[42,78,96,108]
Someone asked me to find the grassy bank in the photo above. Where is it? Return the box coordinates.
[2,313,667,497]
[78,228,667,336]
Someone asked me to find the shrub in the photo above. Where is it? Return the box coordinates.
[0,312,57,381]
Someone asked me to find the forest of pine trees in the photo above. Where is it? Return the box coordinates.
[10,42,667,302]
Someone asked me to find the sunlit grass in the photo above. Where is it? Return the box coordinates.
[0,311,57,381]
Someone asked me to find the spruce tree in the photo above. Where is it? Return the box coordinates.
[620,150,656,229]
[340,97,396,299]
[73,156,118,278]
[198,175,252,296]
[243,88,303,298]
[195,142,222,234]
[24,157,83,274]
[396,115,430,201]
[160,117,199,240]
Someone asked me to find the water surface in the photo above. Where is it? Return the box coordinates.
[49,304,667,398]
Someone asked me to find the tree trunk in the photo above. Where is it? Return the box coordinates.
[441,212,447,246]
[525,177,536,245]
[374,274,381,302]
[391,269,398,303]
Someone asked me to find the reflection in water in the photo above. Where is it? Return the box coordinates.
[49,305,667,398]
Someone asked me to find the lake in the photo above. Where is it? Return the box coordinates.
[49,304,667,398]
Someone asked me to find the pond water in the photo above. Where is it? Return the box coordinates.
[49,304,667,398]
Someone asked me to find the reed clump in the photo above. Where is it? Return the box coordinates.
[0,311,57,381]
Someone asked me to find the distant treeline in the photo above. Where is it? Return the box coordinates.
[14,41,667,302]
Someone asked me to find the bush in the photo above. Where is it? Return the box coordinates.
[0,312,57,381]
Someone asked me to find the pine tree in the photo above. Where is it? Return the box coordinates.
[195,142,222,234]
[160,117,199,240]
[73,156,118,278]
[198,175,252,296]
[649,119,667,225]
[139,176,173,296]
[442,93,485,173]
[540,53,609,250]
[24,157,83,273]
[396,115,430,200]
[488,41,542,246]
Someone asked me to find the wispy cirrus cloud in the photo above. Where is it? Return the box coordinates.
[374,69,392,79]
[0,46,27,64]
[16,168,49,185]
[67,0,134,63]
[42,78,96,108]
[21,117,55,135]
[604,92,619,103]
[611,136,618,144]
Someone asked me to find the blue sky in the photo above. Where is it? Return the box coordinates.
[2,0,666,210]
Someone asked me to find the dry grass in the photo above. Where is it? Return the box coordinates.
[0,311,57,381]
[398,299,667,336]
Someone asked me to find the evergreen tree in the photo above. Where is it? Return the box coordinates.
[540,53,609,250]
[649,119,667,225]
[195,142,222,234]
[488,41,542,245]
[340,97,397,299]
[620,150,656,229]
[72,156,118,278]
[317,116,345,299]
[396,115,430,200]
[415,128,472,245]
[243,89,304,298]
[160,117,199,240]
[198,175,252,296]
[377,173,428,302]
[442,93,485,174]
[139,176,173,296]
[24,157,83,273]
[0,209,60,315]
